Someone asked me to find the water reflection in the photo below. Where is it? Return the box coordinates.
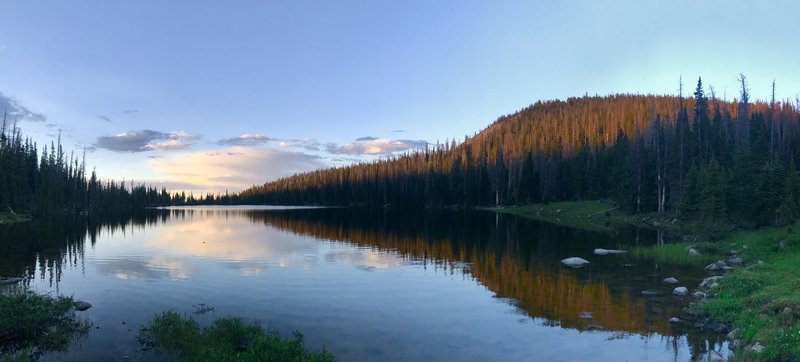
[0,207,728,360]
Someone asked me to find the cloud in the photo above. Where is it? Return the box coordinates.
[98,115,112,123]
[326,138,428,156]
[392,130,406,133]
[0,92,46,122]
[278,138,321,151]
[148,146,326,192]
[95,129,199,152]
[216,133,271,146]
[122,110,139,114]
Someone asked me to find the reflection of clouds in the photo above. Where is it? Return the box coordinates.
[326,249,405,270]
[150,217,319,262]
[96,257,196,280]
[220,261,268,277]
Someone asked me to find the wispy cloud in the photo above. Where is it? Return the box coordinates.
[95,130,199,152]
[216,133,271,146]
[325,138,428,156]
[122,110,139,114]
[0,92,46,122]
[148,147,326,192]
[98,115,113,123]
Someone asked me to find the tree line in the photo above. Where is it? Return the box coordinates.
[0,117,179,215]
[240,76,800,230]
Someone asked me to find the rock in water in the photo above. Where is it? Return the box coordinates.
[705,263,721,272]
[73,300,92,311]
[561,257,590,268]
[669,317,680,323]
[672,287,689,296]
[0,277,24,285]
[694,291,707,298]
[593,248,626,255]
[641,290,657,296]
[708,350,725,362]
[580,311,593,319]
[663,277,679,285]
[700,276,724,288]
[688,248,702,256]
[727,257,743,265]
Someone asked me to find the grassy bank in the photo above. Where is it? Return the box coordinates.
[696,225,800,361]
[0,212,31,225]
[0,292,90,361]
[139,311,334,362]
[490,200,670,232]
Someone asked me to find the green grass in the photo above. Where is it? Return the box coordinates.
[629,242,716,265]
[0,212,31,225]
[139,311,334,362]
[0,292,90,361]
[697,225,800,360]
[490,200,623,232]
[490,199,679,233]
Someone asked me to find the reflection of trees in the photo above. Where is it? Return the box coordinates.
[0,210,169,289]
[0,208,725,358]
[242,208,724,357]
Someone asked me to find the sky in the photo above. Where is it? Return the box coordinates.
[1,1,799,194]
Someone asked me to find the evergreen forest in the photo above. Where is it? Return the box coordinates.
[240,76,800,231]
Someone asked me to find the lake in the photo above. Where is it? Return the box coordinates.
[0,206,729,361]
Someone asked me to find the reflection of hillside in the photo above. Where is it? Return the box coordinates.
[241,209,665,335]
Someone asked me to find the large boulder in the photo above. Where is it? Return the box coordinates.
[561,257,590,268]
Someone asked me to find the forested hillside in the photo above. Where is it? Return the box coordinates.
[0,118,174,215]
[240,77,800,229]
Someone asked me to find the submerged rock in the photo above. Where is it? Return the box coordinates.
[641,290,657,296]
[561,257,590,268]
[593,248,626,255]
[669,317,680,323]
[0,277,24,285]
[663,277,679,285]
[73,300,92,311]
[673,287,689,296]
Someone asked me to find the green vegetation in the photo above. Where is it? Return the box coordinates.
[0,292,90,361]
[491,200,623,232]
[492,199,678,234]
[139,311,334,362]
[629,242,716,265]
[695,225,800,360]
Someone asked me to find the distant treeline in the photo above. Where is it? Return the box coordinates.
[0,119,178,215]
[240,76,800,230]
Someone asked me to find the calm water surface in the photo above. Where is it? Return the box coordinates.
[0,207,728,361]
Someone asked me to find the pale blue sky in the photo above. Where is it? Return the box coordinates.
[1,1,799,192]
